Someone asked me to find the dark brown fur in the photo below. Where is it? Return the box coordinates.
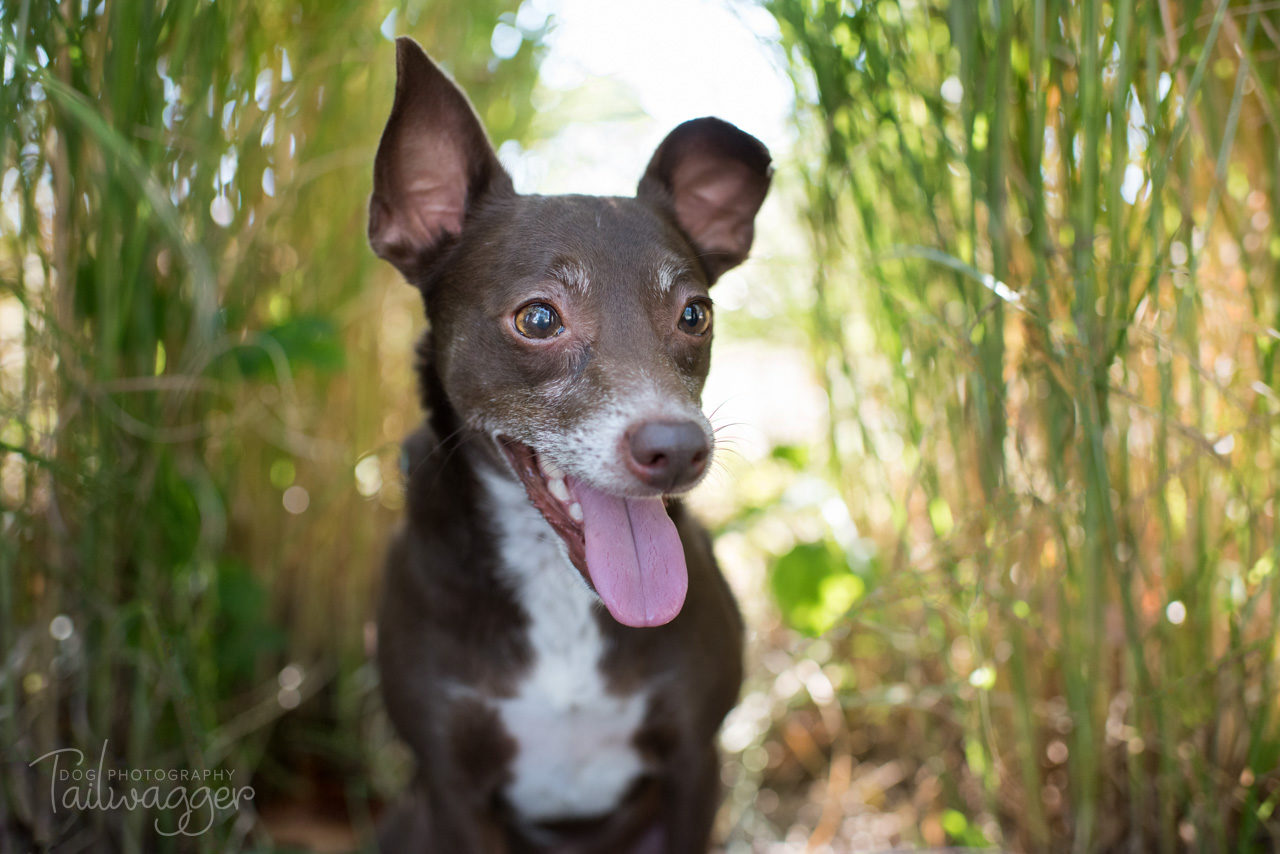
[378,423,743,851]
[368,38,770,853]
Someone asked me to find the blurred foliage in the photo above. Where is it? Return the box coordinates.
[770,541,865,637]
[759,0,1280,850]
[7,0,1280,850]
[0,0,546,849]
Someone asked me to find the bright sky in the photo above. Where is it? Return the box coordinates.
[503,0,796,196]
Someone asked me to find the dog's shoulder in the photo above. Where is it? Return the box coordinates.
[380,425,534,691]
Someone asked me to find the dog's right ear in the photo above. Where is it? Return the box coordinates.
[369,38,513,282]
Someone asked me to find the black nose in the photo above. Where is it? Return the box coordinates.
[626,419,710,491]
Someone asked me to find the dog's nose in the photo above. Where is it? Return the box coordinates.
[626,419,710,491]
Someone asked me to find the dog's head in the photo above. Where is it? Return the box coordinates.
[369,38,771,627]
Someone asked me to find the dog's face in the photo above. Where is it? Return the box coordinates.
[432,195,715,494]
[369,39,770,626]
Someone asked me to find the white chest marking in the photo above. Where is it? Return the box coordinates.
[479,468,649,822]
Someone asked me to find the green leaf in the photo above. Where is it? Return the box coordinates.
[942,807,990,846]
[769,541,865,636]
[770,443,811,469]
[941,809,968,838]
[215,559,287,693]
[928,496,954,536]
[233,314,346,378]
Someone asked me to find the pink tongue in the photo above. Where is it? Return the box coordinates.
[574,482,688,627]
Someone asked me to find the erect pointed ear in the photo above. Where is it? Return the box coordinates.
[368,37,514,282]
[637,117,772,283]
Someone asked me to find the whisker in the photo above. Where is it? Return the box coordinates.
[712,445,746,463]
[705,399,733,422]
[711,434,748,455]
[708,458,735,479]
[711,421,750,434]
[406,421,475,492]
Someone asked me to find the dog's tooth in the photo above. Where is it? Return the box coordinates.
[568,502,583,522]
[548,476,570,503]
[540,457,565,481]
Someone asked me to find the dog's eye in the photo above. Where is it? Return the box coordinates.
[514,302,564,339]
[678,300,712,336]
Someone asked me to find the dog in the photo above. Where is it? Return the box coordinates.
[367,38,771,853]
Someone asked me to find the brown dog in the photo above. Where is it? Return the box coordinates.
[367,38,771,853]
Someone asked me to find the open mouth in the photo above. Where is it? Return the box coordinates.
[498,438,689,628]
[500,439,589,574]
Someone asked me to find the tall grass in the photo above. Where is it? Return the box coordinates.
[0,1,543,849]
[766,0,1280,849]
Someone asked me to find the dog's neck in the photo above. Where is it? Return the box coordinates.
[413,331,459,446]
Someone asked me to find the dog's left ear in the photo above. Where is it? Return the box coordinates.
[638,118,772,283]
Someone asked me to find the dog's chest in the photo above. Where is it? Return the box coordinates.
[480,470,650,822]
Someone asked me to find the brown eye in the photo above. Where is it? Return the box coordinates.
[678,300,712,336]
[514,302,564,339]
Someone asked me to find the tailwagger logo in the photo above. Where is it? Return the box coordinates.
[29,741,255,837]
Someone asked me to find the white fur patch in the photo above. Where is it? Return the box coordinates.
[654,256,691,295]
[547,258,592,294]
[479,466,650,821]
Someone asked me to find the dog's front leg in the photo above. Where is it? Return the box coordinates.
[656,745,722,854]
[377,775,509,854]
